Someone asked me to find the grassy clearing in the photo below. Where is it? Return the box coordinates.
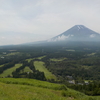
[26,58,34,62]
[26,56,45,62]
[87,53,96,56]
[82,65,92,69]
[0,64,22,77]
[36,56,46,59]
[0,64,4,67]
[0,78,98,100]
[50,58,67,61]
[5,52,20,56]
[34,61,56,80]
[20,66,33,73]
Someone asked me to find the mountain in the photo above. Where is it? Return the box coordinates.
[47,25,100,42]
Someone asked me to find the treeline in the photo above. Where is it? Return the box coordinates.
[67,81,100,96]
[12,60,46,81]
[0,62,15,74]
[41,50,100,80]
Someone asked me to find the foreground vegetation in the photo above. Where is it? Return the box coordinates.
[0,78,99,100]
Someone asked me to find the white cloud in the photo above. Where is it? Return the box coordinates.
[90,34,96,38]
[0,0,100,45]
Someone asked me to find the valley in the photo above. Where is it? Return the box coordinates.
[0,42,100,99]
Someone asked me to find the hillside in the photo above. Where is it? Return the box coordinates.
[48,25,100,42]
[0,78,98,100]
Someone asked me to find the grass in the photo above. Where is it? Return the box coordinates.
[5,52,20,56]
[0,78,66,90]
[87,53,96,56]
[50,58,67,61]
[81,65,92,69]
[0,64,4,67]
[0,64,22,77]
[26,58,35,62]
[20,66,33,73]
[0,82,66,100]
[0,78,98,100]
[26,56,45,62]
[36,56,46,59]
[34,61,56,80]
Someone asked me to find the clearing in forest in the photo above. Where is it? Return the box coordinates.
[34,61,56,80]
[20,66,33,73]
[0,64,22,77]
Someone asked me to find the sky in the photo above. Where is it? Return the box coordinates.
[0,0,100,45]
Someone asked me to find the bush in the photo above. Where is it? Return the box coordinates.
[61,90,67,97]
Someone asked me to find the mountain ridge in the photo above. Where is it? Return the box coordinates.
[47,25,100,42]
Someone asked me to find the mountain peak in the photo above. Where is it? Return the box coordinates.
[72,25,86,30]
[48,25,100,42]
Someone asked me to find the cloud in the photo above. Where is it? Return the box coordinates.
[0,0,100,45]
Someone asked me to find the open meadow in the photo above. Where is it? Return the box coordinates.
[0,78,99,100]
[34,61,56,80]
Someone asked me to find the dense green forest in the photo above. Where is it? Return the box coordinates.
[0,42,100,96]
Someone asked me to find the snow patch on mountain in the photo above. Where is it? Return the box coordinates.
[78,26,80,30]
[77,25,85,30]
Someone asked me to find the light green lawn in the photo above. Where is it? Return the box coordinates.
[87,52,96,56]
[81,65,92,69]
[50,58,67,61]
[37,56,46,59]
[0,64,22,77]
[20,66,33,73]
[34,61,56,80]
[26,56,45,62]
[5,52,20,56]
[0,78,98,100]
[0,64,4,67]
[26,58,34,62]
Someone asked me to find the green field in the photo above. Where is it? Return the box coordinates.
[0,78,99,100]
[26,58,34,62]
[20,66,33,73]
[37,56,46,59]
[34,61,56,80]
[0,64,4,67]
[87,52,96,56]
[26,56,45,62]
[5,52,20,56]
[50,58,67,61]
[0,64,22,77]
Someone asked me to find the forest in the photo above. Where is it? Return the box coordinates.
[0,42,100,96]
